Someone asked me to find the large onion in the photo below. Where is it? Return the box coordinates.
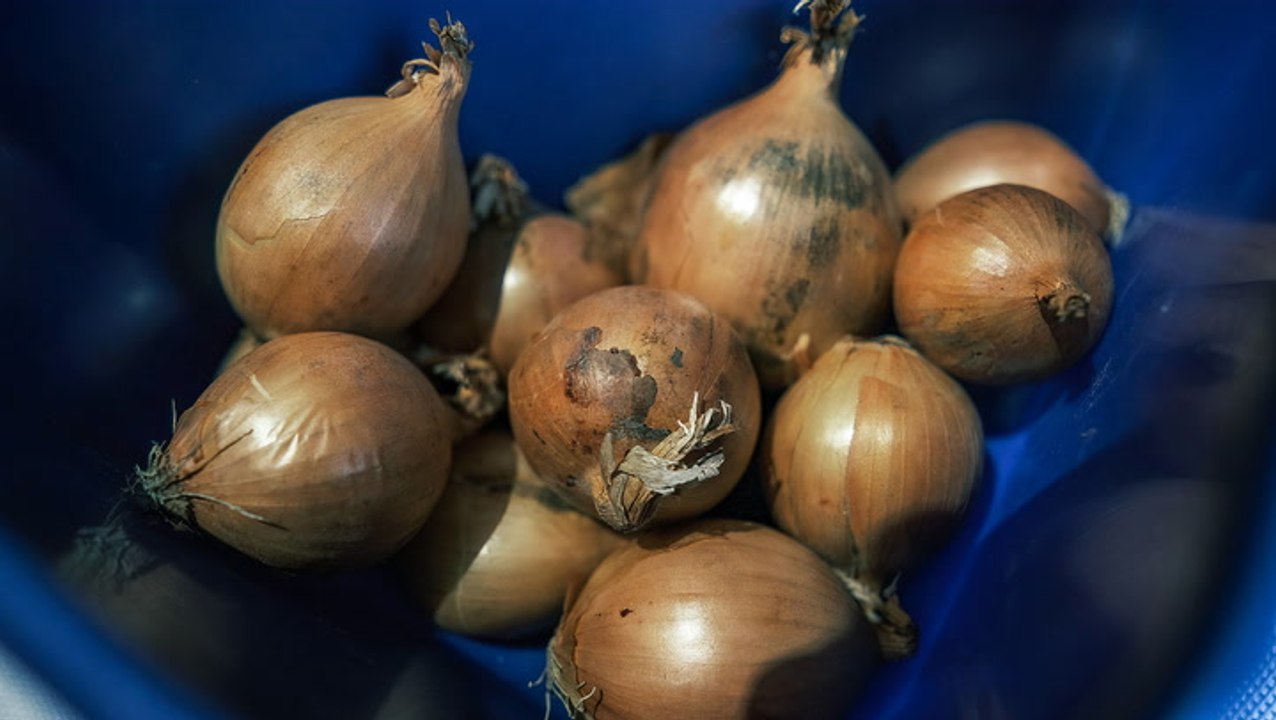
[216,18,473,340]
[634,1,901,388]
[547,519,875,720]
[508,286,761,532]
[138,332,452,568]
[763,336,983,658]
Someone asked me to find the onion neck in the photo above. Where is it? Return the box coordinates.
[777,44,847,100]
[1039,282,1092,323]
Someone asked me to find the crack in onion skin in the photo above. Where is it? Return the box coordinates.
[893,184,1114,384]
[547,519,875,720]
[140,332,452,569]
[396,431,624,640]
[634,6,901,389]
[507,286,761,532]
[216,20,473,341]
[762,336,983,657]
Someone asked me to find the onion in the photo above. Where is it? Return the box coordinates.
[564,133,675,281]
[137,332,452,568]
[417,156,623,376]
[508,286,761,532]
[546,519,875,720]
[217,328,261,375]
[216,18,473,340]
[634,1,902,388]
[397,430,624,640]
[893,184,1115,384]
[763,336,983,658]
[894,119,1129,239]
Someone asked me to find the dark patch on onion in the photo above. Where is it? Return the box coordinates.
[800,219,842,269]
[671,347,685,368]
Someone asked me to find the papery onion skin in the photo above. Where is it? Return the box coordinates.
[216,20,473,340]
[763,336,983,657]
[547,519,874,720]
[634,4,901,388]
[397,431,624,640]
[894,120,1114,236]
[139,332,452,568]
[508,286,761,532]
[893,184,1114,384]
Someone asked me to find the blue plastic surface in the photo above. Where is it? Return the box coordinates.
[2,1,1274,719]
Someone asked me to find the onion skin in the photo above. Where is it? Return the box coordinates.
[216,20,472,340]
[140,332,452,568]
[894,120,1115,236]
[547,519,874,720]
[894,184,1114,384]
[635,5,901,388]
[508,286,761,532]
[216,328,261,375]
[397,431,624,640]
[763,336,983,657]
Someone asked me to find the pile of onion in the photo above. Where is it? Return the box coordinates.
[397,430,624,640]
[634,0,901,388]
[508,285,761,532]
[216,18,473,340]
[137,332,452,568]
[763,336,983,658]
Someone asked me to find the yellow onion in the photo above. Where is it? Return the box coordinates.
[397,430,624,639]
[216,18,473,340]
[417,156,623,375]
[564,133,675,281]
[894,184,1115,384]
[763,336,983,658]
[138,332,452,568]
[508,286,761,532]
[547,519,875,720]
[634,1,901,388]
[894,119,1128,239]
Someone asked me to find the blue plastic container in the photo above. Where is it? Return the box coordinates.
[2,1,1274,718]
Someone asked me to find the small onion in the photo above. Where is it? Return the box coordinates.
[894,184,1115,384]
[397,430,624,640]
[894,119,1128,239]
[635,1,902,388]
[508,286,761,532]
[216,19,473,340]
[763,336,983,658]
[547,519,875,720]
[138,332,452,568]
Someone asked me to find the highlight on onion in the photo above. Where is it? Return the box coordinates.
[546,519,875,720]
[508,286,762,532]
[137,332,452,568]
[893,184,1115,384]
[763,336,983,658]
[396,430,624,640]
[894,119,1129,240]
[216,18,473,340]
[417,155,623,376]
[634,0,902,388]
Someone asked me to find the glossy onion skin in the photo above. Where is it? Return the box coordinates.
[216,54,470,340]
[636,46,902,388]
[894,184,1114,384]
[894,120,1111,235]
[155,332,452,568]
[548,519,874,720]
[507,286,761,528]
[397,431,623,640]
[764,337,983,581]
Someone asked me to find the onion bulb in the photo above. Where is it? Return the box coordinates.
[894,184,1115,384]
[894,119,1129,239]
[397,430,624,639]
[417,155,623,375]
[763,336,983,658]
[508,286,761,532]
[547,519,874,720]
[137,332,452,568]
[216,18,473,340]
[634,1,901,388]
